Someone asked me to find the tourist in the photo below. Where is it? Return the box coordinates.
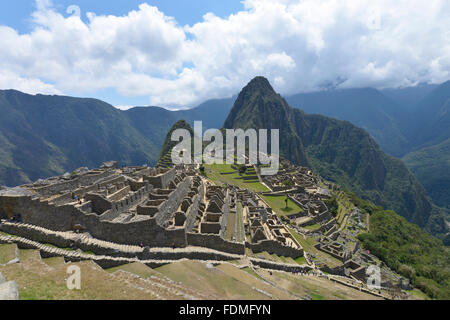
[139,242,144,248]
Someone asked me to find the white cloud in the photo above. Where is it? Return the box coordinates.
[114,105,135,111]
[0,70,61,95]
[0,0,449,108]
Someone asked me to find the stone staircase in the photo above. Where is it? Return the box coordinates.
[0,232,249,271]
[0,221,241,261]
[0,220,313,276]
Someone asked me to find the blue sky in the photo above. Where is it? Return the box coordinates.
[0,0,244,107]
[0,1,448,109]
[0,1,244,32]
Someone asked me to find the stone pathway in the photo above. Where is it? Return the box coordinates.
[0,272,18,300]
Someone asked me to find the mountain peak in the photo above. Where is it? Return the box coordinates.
[243,76,275,94]
[157,120,194,168]
[223,77,309,166]
[224,76,286,130]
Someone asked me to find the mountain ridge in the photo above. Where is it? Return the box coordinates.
[223,77,447,236]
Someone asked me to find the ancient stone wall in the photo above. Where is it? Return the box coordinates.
[145,168,176,189]
[185,183,204,232]
[246,239,304,259]
[250,259,311,273]
[107,186,131,202]
[50,192,74,206]
[0,194,186,247]
[34,171,114,197]
[155,176,191,226]
[85,193,112,214]
[186,232,245,255]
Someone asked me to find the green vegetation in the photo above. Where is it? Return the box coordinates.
[304,223,321,231]
[406,288,432,300]
[155,260,271,300]
[0,244,17,264]
[204,163,269,192]
[225,211,236,241]
[287,81,450,221]
[223,76,446,237]
[310,292,325,300]
[261,195,302,217]
[403,138,450,210]
[358,210,450,299]
[295,256,307,265]
[287,227,343,268]
[235,202,245,242]
[286,87,412,158]
[324,196,339,217]
[0,90,164,186]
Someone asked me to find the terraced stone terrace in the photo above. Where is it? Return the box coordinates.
[0,160,415,300]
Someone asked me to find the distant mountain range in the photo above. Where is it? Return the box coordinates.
[285,81,450,210]
[0,90,234,187]
[0,78,448,237]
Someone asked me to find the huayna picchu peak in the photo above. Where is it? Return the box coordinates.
[224,77,447,237]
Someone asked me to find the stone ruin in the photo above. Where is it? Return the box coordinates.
[0,158,406,293]
[0,161,309,274]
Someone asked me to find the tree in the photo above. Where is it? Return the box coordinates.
[282,179,293,188]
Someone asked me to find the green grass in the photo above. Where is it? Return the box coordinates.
[406,288,431,300]
[204,163,269,192]
[155,260,269,299]
[261,195,303,216]
[304,223,321,231]
[241,267,265,281]
[287,227,343,268]
[310,292,325,300]
[0,244,17,264]
[236,202,245,242]
[295,256,307,265]
[225,212,236,241]
[106,262,161,279]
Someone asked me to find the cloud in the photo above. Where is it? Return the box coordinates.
[114,105,135,111]
[0,70,61,95]
[0,0,449,107]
